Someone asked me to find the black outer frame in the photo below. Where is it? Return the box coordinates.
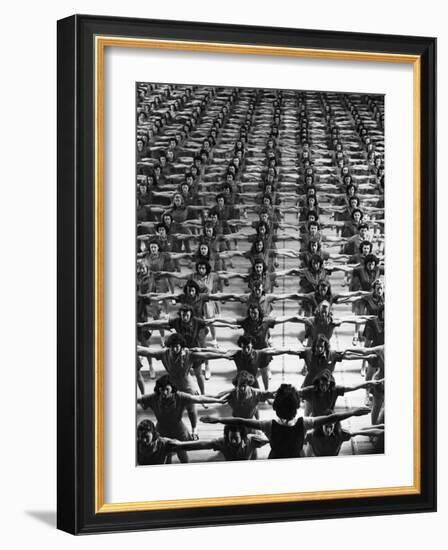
[57,14,437,535]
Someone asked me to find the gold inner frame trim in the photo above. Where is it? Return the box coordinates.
[94,35,421,514]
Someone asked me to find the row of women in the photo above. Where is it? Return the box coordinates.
[135,83,385,464]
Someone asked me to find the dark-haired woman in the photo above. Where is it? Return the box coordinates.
[350,254,384,292]
[304,410,384,457]
[300,369,383,416]
[137,419,177,465]
[164,425,269,461]
[297,334,365,388]
[138,375,225,462]
[138,336,234,442]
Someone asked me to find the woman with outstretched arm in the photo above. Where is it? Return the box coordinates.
[201,384,370,459]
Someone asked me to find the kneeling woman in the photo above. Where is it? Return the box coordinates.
[304,409,384,457]
[201,384,370,459]
[138,375,225,463]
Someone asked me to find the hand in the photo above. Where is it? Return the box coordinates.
[353,407,371,416]
[200,415,219,424]
[368,379,384,386]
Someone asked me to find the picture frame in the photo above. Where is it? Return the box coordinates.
[57,14,436,534]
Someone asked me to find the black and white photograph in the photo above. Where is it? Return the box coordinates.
[135,83,385,465]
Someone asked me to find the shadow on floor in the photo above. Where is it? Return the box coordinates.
[25,510,56,528]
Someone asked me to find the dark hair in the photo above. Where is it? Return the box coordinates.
[250,239,265,255]
[147,239,160,249]
[165,333,186,349]
[195,260,211,275]
[196,241,211,258]
[155,222,168,233]
[307,239,321,252]
[154,374,178,395]
[223,424,248,444]
[312,369,336,390]
[232,370,256,387]
[247,303,264,321]
[252,256,267,268]
[137,419,159,441]
[358,240,373,254]
[273,384,301,421]
[183,279,200,295]
[312,334,330,356]
[351,208,364,221]
[358,223,369,232]
[364,254,379,267]
[208,207,220,218]
[178,304,193,315]
[256,221,270,234]
[237,335,255,348]
[203,222,216,236]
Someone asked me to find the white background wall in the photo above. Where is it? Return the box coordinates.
[0,0,444,546]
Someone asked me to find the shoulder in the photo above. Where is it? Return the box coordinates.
[176,391,192,402]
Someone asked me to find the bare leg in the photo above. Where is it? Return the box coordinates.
[194,367,206,395]
[187,403,199,438]
[260,367,269,390]
[176,450,189,463]
[303,399,312,416]
[371,392,383,425]
[137,369,145,395]
[364,362,375,404]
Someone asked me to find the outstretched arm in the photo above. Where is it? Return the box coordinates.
[268,292,307,302]
[200,415,269,431]
[340,379,384,393]
[273,315,308,326]
[137,346,164,360]
[191,349,235,361]
[335,315,375,326]
[185,393,228,405]
[310,407,371,429]
[275,268,304,277]
[207,292,247,302]
[344,345,384,357]
[259,347,304,358]
[216,271,248,281]
[155,270,194,280]
[166,439,216,452]
[207,316,242,327]
[138,291,181,301]
[137,319,171,330]
[349,428,385,438]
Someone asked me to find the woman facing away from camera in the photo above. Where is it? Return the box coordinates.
[201,384,370,459]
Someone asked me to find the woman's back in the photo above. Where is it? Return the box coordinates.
[268,418,305,459]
